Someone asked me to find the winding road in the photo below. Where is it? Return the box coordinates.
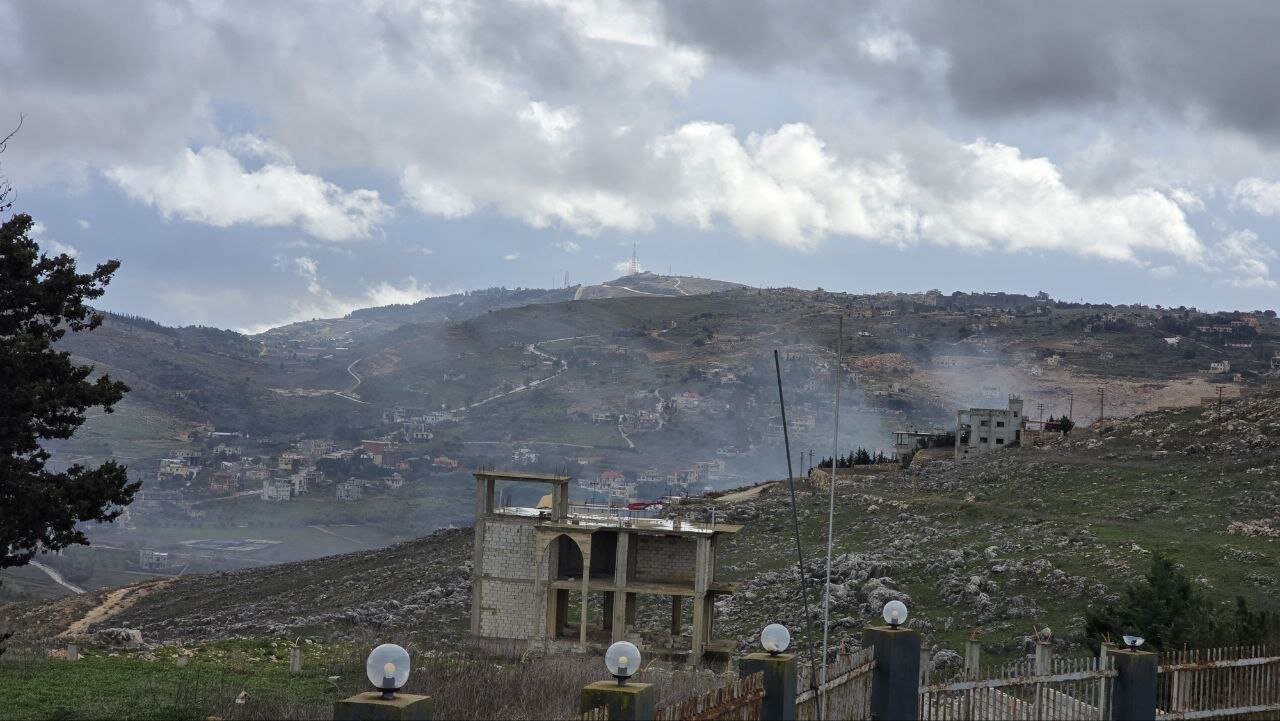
[448,335,597,414]
[30,560,85,595]
[334,358,370,404]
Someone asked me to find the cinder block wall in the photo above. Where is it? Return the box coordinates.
[633,534,697,583]
[478,519,540,638]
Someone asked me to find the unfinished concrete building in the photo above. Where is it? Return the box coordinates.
[955,397,1025,459]
[469,471,741,658]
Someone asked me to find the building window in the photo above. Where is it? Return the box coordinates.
[996,438,1004,445]
[979,420,990,426]
[979,437,988,443]
[996,421,1005,427]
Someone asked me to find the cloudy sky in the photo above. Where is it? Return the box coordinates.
[3,0,1279,331]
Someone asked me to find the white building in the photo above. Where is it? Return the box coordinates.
[336,480,362,501]
[262,478,294,501]
[955,397,1025,459]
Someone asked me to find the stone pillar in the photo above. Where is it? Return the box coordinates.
[1110,649,1157,721]
[333,693,432,721]
[580,682,655,721]
[865,626,921,721]
[66,643,78,662]
[740,653,796,721]
[289,647,302,673]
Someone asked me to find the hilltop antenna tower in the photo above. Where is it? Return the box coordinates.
[627,243,640,275]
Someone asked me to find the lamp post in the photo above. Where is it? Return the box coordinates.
[582,641,655,721]
[333,643,432,720]
[882,599,908,629]
[742,623,798,720]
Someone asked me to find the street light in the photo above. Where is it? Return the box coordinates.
[365,643,411,700]
[760,623,791,656]
[605,641,641,686]
[882,600,909,629]
[1122,634,1145,651]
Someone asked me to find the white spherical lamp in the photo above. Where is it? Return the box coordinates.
[760,623,791,655]
[1122,634,1145,651]
[605,641,641,685]
[366,643,411,699]
[882,600,909,629]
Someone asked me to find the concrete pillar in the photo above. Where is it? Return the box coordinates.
[66,643,78,662]
[865,626,921,721]
[740,653,796,721]
[1109,649,1157,721]
[692,537,712,657]
[289,647,302,673]
[669,595,681,637]
[611,532,629,641]
[580,682,655,721]
[333,692,432,720]
[691,594,706,657]
[578,538,592,650]
[963,639,980,679]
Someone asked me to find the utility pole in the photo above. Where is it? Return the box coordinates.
[1098,386,1105,423]
[1037,403,1045,423]
[1217,386,1224,425]
[1067,391,1074,421]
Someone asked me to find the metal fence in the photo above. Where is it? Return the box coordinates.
[919,655,1115,720]
[653,671,764,721]
[1157,644,1280,719]
[796,646,876,720]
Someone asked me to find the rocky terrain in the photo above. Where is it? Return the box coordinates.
[4,388,1277,663]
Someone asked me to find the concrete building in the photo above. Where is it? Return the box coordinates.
[955,397,1025,459]
[336,480,362,501]
[469,471,740,659]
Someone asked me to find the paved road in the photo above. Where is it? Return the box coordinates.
[29,560,85,595]
[334,358,370,404]
[448,335,597,413]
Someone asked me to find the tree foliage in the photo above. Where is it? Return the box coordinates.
[1,211,138,571]
[1085,551,1276,650]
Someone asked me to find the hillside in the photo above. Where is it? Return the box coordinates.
[6,389,1277,659]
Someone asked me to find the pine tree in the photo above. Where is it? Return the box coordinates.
[1,211,138,572]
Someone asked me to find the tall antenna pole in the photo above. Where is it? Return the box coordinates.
[1067,392,1074,421]
[820,317,843,719]
[773,350,820,693]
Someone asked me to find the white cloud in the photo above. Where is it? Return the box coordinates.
[77,219,91,229]
[1233,177,1280,216]
[401,165,476,219]
[554,240,581,253]
[503,251,521,261]
[239,255,438,332]
[29,221,78,257]
[1212,229,1276,288]
[106,146,390,241]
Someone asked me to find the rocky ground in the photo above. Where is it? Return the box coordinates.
[4,389,1277,666]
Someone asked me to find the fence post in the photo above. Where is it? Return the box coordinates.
[963,639,980,679]
[1109,649,1156,721]
[580,681,655,721]
[1035,637,1053,675]
[741,652,796,721]
[864,625,921,721]
[290,647,302,673]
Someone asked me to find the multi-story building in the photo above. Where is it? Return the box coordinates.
[954,397,1025,459]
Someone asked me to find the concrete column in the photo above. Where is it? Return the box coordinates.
[740,653,796,721]
[580,682,655,721]
[691,595,706,657]
[578,538,592,650]
[66,644,78,662]
[469,520,486,635]
[1109,649,1157,721]
[865,626,921,721]
[670,595,681,637]
[692,537,711,658]
[334,693,432,720]
[289,647,302,673]
[612,532,629,641]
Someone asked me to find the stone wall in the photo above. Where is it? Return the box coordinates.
[481,519,537,580]
[479,578,537,638]
[634,534,697,584]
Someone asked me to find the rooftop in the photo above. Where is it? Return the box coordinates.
[493,505,742,536]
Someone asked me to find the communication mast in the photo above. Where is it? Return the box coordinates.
[627,243,641,275]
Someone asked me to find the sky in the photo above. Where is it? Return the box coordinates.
[3,0,1280,332]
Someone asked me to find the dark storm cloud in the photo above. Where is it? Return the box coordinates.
[658,0,1280,136]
